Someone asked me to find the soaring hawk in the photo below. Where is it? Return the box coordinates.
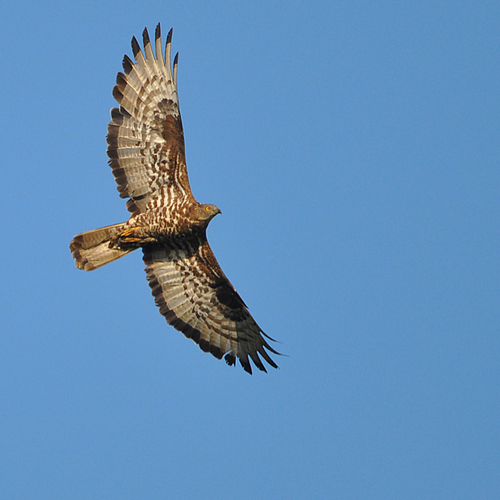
[70,24,278,374]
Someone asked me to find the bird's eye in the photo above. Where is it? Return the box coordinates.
[205,206,210,211]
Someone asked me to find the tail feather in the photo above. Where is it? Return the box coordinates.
[70,222,134,271]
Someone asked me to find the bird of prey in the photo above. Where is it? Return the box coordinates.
[69,25,278,374]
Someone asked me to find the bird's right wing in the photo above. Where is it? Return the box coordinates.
[107,24,195,216]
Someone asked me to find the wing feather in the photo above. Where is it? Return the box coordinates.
[143,240,279,374]
[107,24,194,215]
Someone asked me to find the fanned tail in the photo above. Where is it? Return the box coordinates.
[70,222,133,271]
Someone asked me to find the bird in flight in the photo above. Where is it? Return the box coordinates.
[70,24,278,374]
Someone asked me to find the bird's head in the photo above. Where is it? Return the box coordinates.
[192,203,222,225]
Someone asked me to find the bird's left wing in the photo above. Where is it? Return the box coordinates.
[143,240,279,374]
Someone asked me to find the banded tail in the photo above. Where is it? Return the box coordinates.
[70,222,134,271]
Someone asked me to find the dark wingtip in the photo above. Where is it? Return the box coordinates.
[142,27,151,49]
[240,358,253,375]
[131,36,141,58]
[115,72,127,89]
[224,353,236,366]
[112,85,123,103]
[155,23,161,41]
[173,52,179,66]
[167,27,173,45]
[244,365,253,375]
[110,107,122,122]
[122,54,133,74]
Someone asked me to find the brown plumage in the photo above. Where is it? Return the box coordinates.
[69,24,278,374]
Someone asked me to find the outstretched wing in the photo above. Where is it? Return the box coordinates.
[107,24,194,216]
[143,240,279,374]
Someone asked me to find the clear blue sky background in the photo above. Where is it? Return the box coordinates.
[1,1,499,498]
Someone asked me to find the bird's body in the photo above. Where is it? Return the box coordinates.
[70,24,278,374]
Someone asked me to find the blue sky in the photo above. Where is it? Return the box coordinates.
[1,1,499,498]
